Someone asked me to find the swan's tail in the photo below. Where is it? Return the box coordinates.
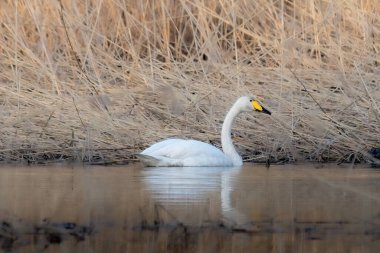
[136,154,183,167]
[135,154,161,167]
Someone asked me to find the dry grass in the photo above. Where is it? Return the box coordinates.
[0,0,379,164]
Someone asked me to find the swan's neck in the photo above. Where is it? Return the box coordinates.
[221,103,243,166]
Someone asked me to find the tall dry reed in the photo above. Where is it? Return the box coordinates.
[0,0,379,164]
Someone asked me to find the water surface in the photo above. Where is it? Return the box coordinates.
[0,163,379,252]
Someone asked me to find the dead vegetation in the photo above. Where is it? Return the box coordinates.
[0,0,379,164]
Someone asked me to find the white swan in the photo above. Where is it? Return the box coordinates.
[137,96,271,167]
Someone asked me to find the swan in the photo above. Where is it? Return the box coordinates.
[137,96,271,167]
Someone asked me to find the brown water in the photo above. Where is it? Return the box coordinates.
[0,163,379,252]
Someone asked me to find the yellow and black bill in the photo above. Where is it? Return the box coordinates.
[261,106,271,115]
[251,100,272,115]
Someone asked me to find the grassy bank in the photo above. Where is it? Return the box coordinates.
[0,0,379,164]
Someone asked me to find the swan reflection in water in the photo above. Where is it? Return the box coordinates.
[141,166,249,225]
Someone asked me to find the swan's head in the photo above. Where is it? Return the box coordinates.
[236,96,271,115]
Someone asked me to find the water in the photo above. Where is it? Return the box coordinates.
[0,163,379,252]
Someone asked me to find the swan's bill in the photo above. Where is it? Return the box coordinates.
[261,106,271,115]
[251,100,271,115]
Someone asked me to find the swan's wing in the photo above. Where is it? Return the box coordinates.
[140,139,185,155]
[141,139,225,159]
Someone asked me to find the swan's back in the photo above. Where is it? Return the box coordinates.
[139,139,233,167]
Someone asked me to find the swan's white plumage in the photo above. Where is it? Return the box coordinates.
[138,96,271,167]
[139,139,233,167]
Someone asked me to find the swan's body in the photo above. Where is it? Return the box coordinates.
[137,139,234,166]
[138,96,271,167]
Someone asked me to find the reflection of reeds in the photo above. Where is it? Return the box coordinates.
[0,0,379,163]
